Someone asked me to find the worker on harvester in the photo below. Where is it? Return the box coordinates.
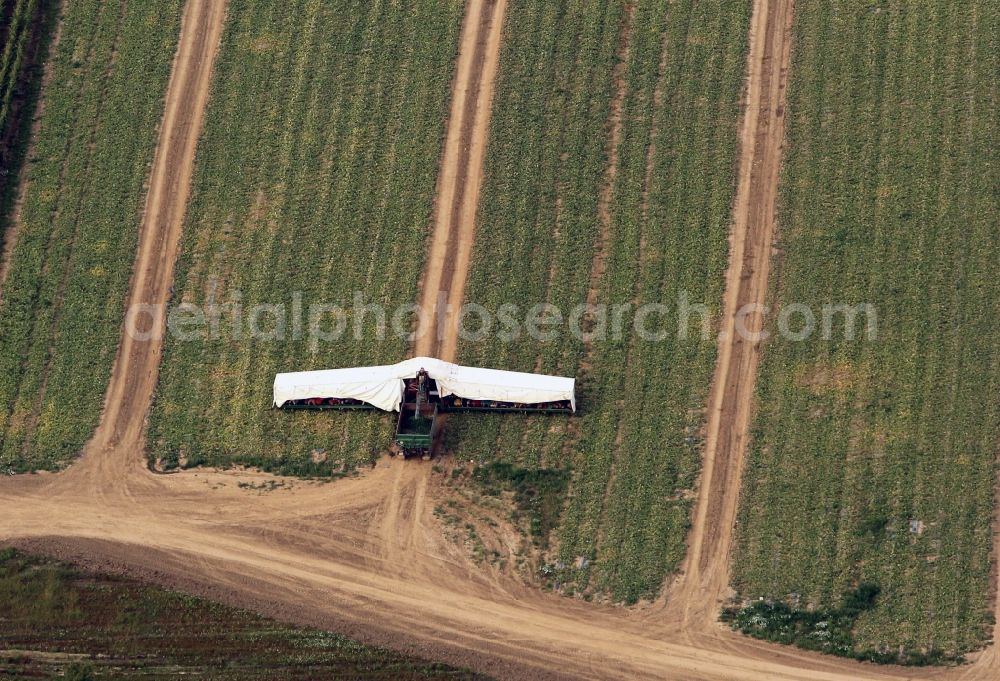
[415,369,430,411]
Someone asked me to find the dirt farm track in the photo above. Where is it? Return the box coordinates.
[0,0,997,679]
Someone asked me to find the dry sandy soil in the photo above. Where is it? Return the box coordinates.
[415,0,506,362]
[0,0,996,679]
[664,0,795,629]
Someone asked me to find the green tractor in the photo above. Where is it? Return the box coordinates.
[394,369,440,460]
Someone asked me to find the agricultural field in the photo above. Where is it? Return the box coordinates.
[0,548,487,680]
[148,0,466,475]
[450,0,750,603]
[0,0,184,472]
[732,0,999,661]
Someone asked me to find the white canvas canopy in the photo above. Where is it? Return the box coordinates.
[273,357,576,412]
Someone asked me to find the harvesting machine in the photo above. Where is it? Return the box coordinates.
[274,357,576,459]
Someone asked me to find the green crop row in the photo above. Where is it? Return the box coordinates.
[0,0,34,142]
[0,0,40,134]
[0,0,183,472]
[732,0,999,659]
[147,0,467,476]
[0,0,58,255]
[450,0,750,604]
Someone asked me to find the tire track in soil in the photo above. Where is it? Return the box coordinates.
[88,0,226,462]
[414,0,506,363]
[665,0,794,630]
[377,0,507,572]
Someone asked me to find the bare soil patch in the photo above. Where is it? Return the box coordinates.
[415,0,507,362]
[664,0,793,628]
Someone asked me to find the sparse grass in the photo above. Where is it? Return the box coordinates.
[473,462,570,547]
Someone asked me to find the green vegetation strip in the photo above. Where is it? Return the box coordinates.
[473,462,571,547]
[723,583,958,666]
[732,0,999,660]
[0,0,48,143]
[0,548,487,680]
[0,0,184,472]
[1,0,58,271]
[450,0,750,604]
[148,0,466,476]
